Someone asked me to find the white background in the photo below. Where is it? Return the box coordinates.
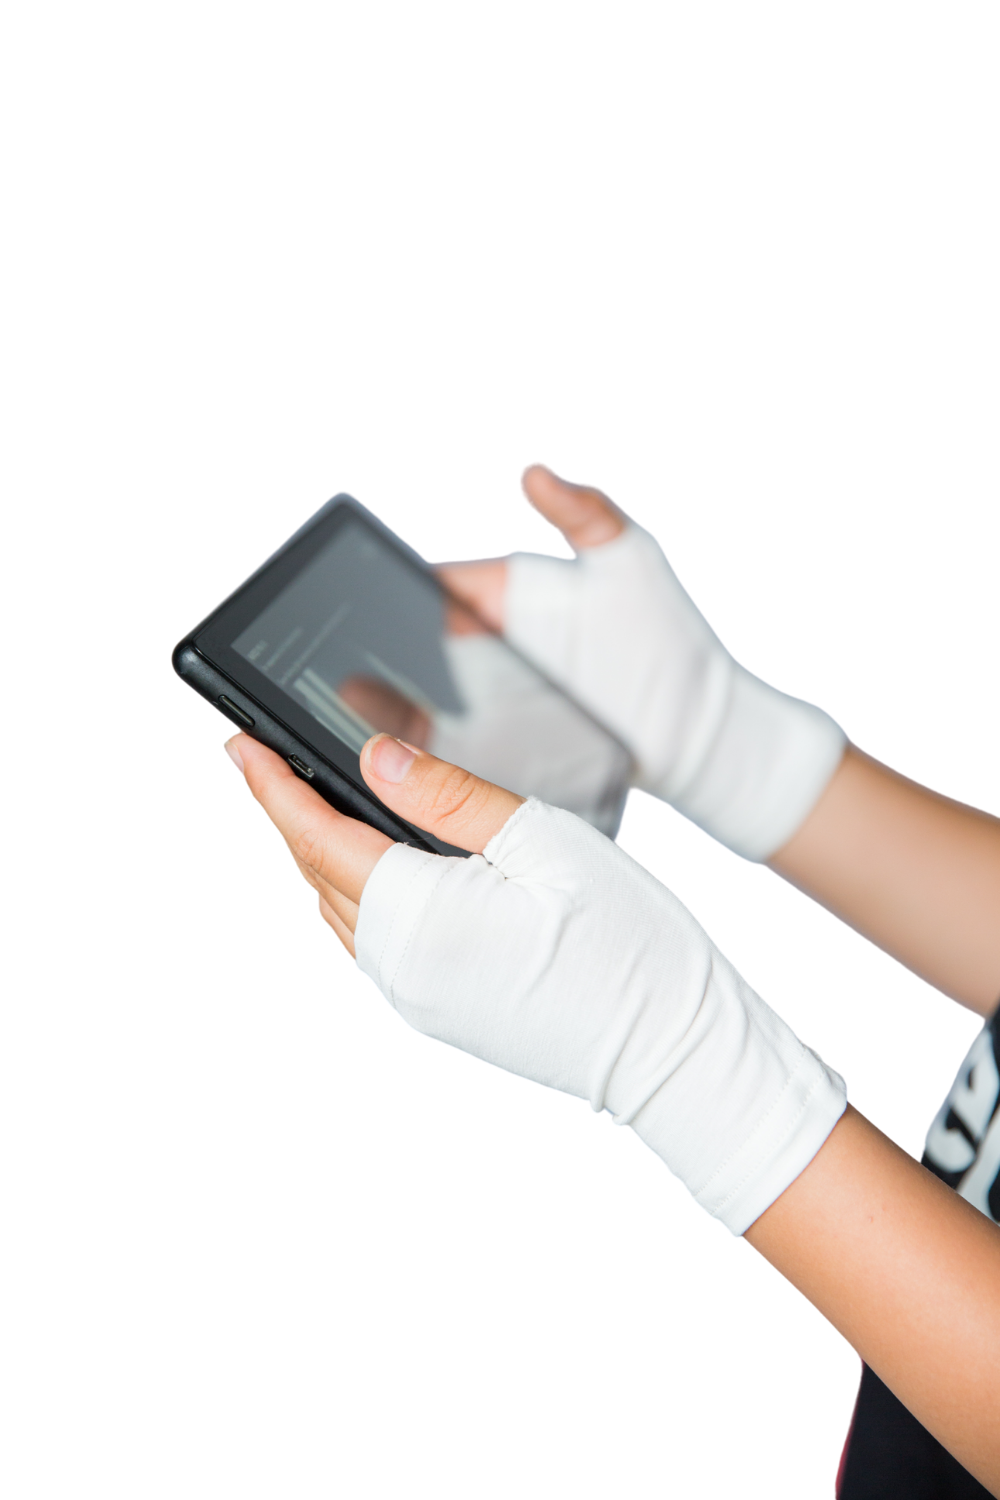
[2,3,998,1495]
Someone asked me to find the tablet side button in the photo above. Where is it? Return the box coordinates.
[218,695,255,729]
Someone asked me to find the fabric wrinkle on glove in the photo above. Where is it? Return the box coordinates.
[505,523,846,861]
[355,796,847,1235]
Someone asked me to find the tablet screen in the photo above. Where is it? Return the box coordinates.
[229,515,630,835]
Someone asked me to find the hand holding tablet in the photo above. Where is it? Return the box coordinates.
[174,493,631,854]
[229,727,846,1237]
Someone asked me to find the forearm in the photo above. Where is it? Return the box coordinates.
[769,746,1000,1014]
[745,1105,1000,1495]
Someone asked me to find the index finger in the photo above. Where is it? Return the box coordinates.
[231,734,393,904]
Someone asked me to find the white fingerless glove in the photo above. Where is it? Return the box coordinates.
[506,525,846,861]
[356,798,846,1234]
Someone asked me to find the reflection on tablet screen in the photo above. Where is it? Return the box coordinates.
[232,517,631,835]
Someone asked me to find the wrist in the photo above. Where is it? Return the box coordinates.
[664,665,847,861]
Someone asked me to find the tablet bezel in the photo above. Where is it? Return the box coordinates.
[174,495,462,853]
[191,498,413,792]
[174,492,631,855]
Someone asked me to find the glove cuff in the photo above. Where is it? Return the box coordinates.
[664,666,847,861]
[632,1028,847,1235]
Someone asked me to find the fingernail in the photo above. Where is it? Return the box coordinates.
[224,737,245,774]
[369,734,416,783]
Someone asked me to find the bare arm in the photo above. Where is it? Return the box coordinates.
[442,470,1000,1016]
[230,732,1000,1492]
[770,746,1000,1016]
[746,1105,1000,1495]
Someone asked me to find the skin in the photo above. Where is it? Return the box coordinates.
[745,1106,1000,1493]
[228,728,1000,1494]
[441,465,1000,1018]
[224,464,1000,1492]
[771,748,1000,1015]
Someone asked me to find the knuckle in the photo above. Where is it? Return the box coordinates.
[427,765,486,829]
[292,853,321,893]
[290,821,326,874]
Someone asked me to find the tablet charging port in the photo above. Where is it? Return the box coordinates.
[288,755,315,779]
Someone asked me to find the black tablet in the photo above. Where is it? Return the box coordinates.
[173,495,631,855]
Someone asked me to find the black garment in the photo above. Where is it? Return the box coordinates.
[838,1366,993,1499]
[838,1007,1000,1498]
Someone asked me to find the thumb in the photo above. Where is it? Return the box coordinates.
[521,464,627,552]
[360,734,524,855]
